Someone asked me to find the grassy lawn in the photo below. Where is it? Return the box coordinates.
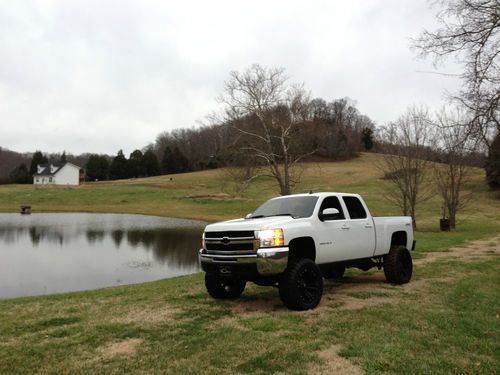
[0,153,499,374]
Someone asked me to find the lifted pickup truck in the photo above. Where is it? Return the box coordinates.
[199,192,415,310]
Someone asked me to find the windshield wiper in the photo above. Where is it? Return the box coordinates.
[247,215,265,219]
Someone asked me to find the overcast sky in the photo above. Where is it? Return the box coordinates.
[0,0,461,155]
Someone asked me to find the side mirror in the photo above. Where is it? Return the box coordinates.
[319,208,340,221]
[245,213,252,219]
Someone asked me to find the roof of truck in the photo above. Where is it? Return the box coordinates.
[270,192,361,199]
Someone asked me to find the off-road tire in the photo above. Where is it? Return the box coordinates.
[279,258,323,311]
[323,264,346,279]
[383,246,412,284]
[205,273,246,299]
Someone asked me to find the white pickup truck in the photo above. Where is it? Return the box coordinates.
[199,192,415,310]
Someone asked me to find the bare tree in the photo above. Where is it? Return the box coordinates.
[377,106,435,228]
[412,0,500,146]
[219,152,258,197]
[433,107,475,228]
[219,64,313,195]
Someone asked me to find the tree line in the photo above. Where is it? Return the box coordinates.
[5,144,191,183]
[85,146,191,181]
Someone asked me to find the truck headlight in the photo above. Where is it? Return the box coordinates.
[202,232,205,249]
[258,229,284,248]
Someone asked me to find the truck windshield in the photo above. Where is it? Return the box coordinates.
[249,196,319,219]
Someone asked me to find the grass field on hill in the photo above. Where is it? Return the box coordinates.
[0,153,499,374]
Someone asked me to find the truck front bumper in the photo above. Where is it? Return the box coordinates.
[199,247,289,276]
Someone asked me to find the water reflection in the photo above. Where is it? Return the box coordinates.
[0,213,206,298]
[0,226,203,267]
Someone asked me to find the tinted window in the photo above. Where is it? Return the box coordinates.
[342,196,367,219]
[251,196,319,219]
[319,196,345,220]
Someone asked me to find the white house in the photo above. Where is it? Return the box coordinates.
[33,163,80,186]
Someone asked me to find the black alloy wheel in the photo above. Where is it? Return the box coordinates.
[383,246,413,284]
[279,258,323,310]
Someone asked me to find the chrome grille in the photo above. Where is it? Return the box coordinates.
[205,231,255,239]
[204,231,257,255]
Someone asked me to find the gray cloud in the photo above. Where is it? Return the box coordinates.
[0,0,461,155]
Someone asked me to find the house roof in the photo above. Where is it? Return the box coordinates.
[33,162,80,176]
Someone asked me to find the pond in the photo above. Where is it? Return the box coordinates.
[0,213,206,299]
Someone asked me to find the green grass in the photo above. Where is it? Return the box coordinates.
[1,153,499,374]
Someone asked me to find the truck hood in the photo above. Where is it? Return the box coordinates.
[205,216,295,232]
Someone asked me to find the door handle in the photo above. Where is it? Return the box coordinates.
[341,224,350,230]
[364,224,373,228]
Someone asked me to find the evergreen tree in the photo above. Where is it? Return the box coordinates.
[86,154,109,181]
[109,150,128,180]
[128,150,145,178]
[9,163,30,184]
[361,127,374,151]
[486,132,500,189]
[162,146,189,174]
[142,149,160,176]
[161,146,173,174]
[172,147,189,173]
[29,151,48,176]
[60,151,67,164]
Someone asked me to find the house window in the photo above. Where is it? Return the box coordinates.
[49,177,52,183]
[36,178,39,183]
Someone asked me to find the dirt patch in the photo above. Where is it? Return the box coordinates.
[229,297,287,317]
[308,345,363,375]
[110,305,179,325]
[334,295,395,311]
[96,338,143,360]
[210,316,253,332]
[414,236,500,267]
[0,337,20,347]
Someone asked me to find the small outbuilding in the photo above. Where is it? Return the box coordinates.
[33,163,80,186]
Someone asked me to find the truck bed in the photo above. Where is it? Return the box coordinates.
[373,216,413,256]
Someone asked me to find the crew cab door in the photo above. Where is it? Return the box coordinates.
[340,195,376,258]
[316,195,376,264]
[316,195,352,264]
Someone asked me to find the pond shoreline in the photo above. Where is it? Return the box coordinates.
[0,208,214,224]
